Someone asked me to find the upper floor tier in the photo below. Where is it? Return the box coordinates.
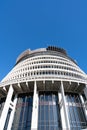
[0,46,87,87]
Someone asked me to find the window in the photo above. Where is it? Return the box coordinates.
[4,108,12,130]
[11,94,33,130]
[65,93,87,130]
[38,93,62,130]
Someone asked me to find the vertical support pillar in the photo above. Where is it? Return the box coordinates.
[31,81,38,130]
[80,95,87,120]
[7,94,18,130]
[60,81,70,130]
[58,92,67,129]
[0,85,14,130]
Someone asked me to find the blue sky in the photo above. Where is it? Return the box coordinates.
[0,0,87,81]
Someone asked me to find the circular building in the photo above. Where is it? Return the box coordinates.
[0,46,87,130]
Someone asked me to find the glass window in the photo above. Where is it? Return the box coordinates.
[4,108,12,130]
[11,93,33,130]
[65,93,87,130]
[38,92,62,130]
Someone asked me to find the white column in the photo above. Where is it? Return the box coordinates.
[58,93,67,129]
[7,94,18,130]
[0,85,14,130]
[31,81,39,130]
[60,81,70,130]
[80,95,87,120]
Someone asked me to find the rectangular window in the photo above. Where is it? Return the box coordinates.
[4,108,12,130]
[65,93,87,129]
[11,93,33,130]
[38,93,62,130]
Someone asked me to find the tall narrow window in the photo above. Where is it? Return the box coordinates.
[11,93,33,130]
[38,92,61,130]
[65,93,87,130]
[4,108,12,130]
